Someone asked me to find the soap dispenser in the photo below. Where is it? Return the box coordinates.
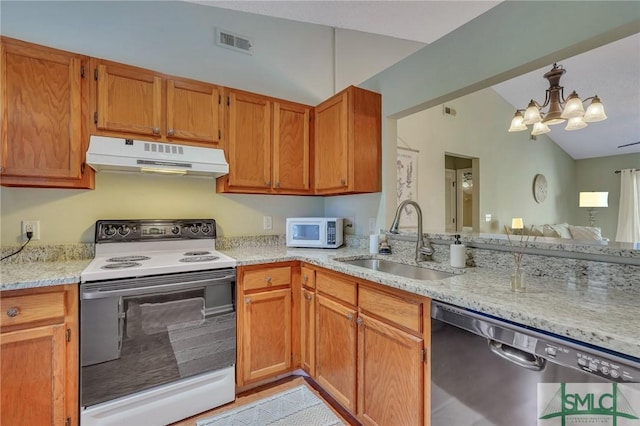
[450,234,466,268]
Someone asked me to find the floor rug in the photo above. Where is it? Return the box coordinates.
[196,384,345,426]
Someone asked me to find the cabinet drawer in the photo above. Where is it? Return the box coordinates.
[301,266,316,290]
[359,286,423,334]
[243,266,291,291]
[0,291,65,329]
[316,272,356,306]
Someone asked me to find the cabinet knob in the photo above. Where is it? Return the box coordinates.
[0,166,4,173]
[275,182,280,188]
[245,297,251,304]
[340,178,346,186]
[167,129,175,136]
[265,276,272,284]
[6,307,20,318]
[265,181,271,187]
[356,317,363,325]
[152,127,160,135]
[302,275,308,283]
[346,313,353,321]
[304,292,313,301]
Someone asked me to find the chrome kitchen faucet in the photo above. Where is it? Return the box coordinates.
[389,200,434,262]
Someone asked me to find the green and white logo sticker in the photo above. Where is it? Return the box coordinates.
[538,383,640,425]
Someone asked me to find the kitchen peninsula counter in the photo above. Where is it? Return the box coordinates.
[223,245,640,360]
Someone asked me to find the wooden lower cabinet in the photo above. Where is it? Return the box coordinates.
[237,263,293,387]
[357,313,424,426]
[0,284,78,426]
[300,287,316,376]
[316,293,358,413]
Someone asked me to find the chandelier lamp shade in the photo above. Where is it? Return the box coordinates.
[508,63,607,136]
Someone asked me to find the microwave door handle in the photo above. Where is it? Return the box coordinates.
[81,275,236,300]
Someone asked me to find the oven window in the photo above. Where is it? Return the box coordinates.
[292,224,320,240]
[81,281,235,407]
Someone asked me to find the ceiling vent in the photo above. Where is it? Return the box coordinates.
[216,28,253,55]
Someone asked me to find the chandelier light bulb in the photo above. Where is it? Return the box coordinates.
[561,91,585,119]
[565,116,588,131]
[523,100,542,125]
[508,111,528,132]
[583,96,607,122]
[531,121,550,136]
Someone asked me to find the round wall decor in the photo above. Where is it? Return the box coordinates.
[533,174,548,203]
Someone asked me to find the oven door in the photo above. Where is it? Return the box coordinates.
[80,268,236,408]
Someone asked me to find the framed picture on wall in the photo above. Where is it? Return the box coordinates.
[397,147,419,229]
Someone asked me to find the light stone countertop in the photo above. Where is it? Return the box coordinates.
[1,259,91,290]
[224,246,640,359]
[1,247,638,360]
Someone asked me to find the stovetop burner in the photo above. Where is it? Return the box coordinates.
[101,262,142,269]
[106,255,151,262]
[179,255,219,263]
[183,251,211,256]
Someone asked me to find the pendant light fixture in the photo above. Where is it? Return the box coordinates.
[508,63,607,135]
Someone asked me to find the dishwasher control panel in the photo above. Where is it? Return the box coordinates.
[540,342,639,383]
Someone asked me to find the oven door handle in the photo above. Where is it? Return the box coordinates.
[81,275,236,300]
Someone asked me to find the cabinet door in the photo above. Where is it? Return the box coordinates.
[1,324,67,426]
[228,91,271,189]
[314,91,348,192]
[1,38,89,187]
[272,101,310,192]
[357,313,424,426]
[96,62,162,137]
[316,294,357,413]
[166,79,222,145]
[300,288,315,376]
[242,288,291,383]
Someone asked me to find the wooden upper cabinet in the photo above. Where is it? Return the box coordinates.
[166,79,222,144]
[226,90,271,189]
[218,91,313,195]
[92,59,223,146]
[314,85,381,195]
[0,37,93,188]
[95,62,162,137]
[273,101,311,192]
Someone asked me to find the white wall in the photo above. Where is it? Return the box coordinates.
[398,88,577,235]
[0,1,422,245]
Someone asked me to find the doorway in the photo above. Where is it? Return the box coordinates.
[444,155,479,233]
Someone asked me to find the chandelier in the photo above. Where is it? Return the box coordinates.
[508,63,607,136]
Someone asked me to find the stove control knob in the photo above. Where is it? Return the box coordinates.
[171,226,181,235]
[104,225,116,237]
[118,225,130,236]
[201,224,211,234]
[610,369,620,379]
[600,366,610,375]
[545,347,557,357]
[189,225,199,234]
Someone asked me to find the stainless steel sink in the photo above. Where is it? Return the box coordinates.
[338,258,455,280]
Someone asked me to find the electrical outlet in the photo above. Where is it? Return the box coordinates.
[346,216,355,231]
[263,216,273,230]
[21,220,40,241]
[368,218,376,233]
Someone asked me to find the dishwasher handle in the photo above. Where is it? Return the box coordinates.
[488,339,546,371]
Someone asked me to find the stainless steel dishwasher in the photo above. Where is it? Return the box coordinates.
[431,301,640,426]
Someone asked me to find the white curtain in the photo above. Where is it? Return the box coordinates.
[615,169,640,243]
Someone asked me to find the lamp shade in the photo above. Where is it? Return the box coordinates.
[508,111,527,132]
[583,96,607,122]
[560,91,585,119]
[565,116,588,131]
[579,192,608,208]
[511,218,524,229]
[531,121,550,136]
[523,101,542,125]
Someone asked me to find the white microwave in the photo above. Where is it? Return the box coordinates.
[286,217,344,248]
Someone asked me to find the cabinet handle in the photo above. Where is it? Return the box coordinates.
[152,127,160,135]
[265,181,271,187]
[356,317,363,325]
[275,182,280,188]
[245,297,251,304]
[302,275,308,283]
[167,129,175,136]
[340,178,346,186]
[304,292,313,301]
[6,307,20,318]
[0,166,4,173]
